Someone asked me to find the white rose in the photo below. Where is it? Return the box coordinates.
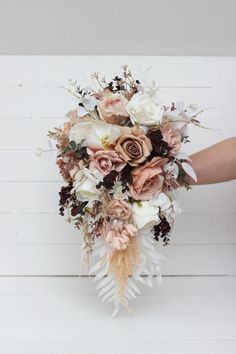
[72,168,102,202]
[69,119,120,148]
[126,93,164,126]
[132,201,160,230]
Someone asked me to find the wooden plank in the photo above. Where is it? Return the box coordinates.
[0,117,63,150]
[1,124,235,181]
[1,181,235,213]
[0,116,234,151]
[0,56,236,88]
[0,275,235,297]
[0,182,60,213]
[0,213,235,245]
[1,140,236,182]
[0,244,234,275]
[0,274,235,353]
[0,277,235,354]
[0,150,60,181]
[173,213,236,244]
[0,336,235,354]
[179,181,236,213]
[0,85,236,119]
[0,213,81,245]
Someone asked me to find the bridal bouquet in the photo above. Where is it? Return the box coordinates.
[48,66,202,316]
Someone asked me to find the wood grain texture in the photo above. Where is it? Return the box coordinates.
[0,56,235,276]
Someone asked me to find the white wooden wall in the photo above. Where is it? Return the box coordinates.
[0,56,235,276]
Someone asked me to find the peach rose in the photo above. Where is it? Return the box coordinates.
[87,147,126,176]
[115,127,152,166]
[105,220,136,250]
[130,157,168,200]
[161,125,182,156]
[106,199,131,220]
[97,93,129,124]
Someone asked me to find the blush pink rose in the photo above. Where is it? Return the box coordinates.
[161,125,182,156]
[106,199,131,220]
[105,220,136,250]
[130,157,168,201]
[87,147,126,175]
[97,93,129,124]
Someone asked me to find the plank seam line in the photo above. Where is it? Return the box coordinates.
[0,274,233,278]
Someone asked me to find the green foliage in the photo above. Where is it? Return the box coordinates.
[62,140,88,159]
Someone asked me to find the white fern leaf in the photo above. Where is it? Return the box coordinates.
[127,279,141,294]
[140,237,156,251]
[106,294,116,304]
[94,266,109,280]
[111,302,120,319]
[102,286,118,302]
[134,275,146,284]
[123,291,133,301]
[89,261,103,275]
[93,244,107,257]
[125,286,137,299]
[98,280,116,297]
[146,275,153,288]
[96,275,112,290]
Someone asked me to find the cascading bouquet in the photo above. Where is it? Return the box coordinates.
[48,65,203,316]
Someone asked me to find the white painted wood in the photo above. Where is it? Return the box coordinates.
[0,116,235,151]
[1,181,235,213]
[0,86,236,119]
[0,213,235,245]
[0,277,235,354]
[0,244,235,275]
[0,56,236,276]
[1,56,236,87]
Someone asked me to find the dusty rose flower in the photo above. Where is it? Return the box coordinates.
[161,125,182,156]
[87,147,126,175]
[106,199,131,220]
[97,93,129,124]
[130,157,168,200]
[105,220,136,250]
[115,127,152,166]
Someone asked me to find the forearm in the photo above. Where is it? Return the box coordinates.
[186,137,236,185]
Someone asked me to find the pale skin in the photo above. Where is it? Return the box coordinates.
[186,137,236,185]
